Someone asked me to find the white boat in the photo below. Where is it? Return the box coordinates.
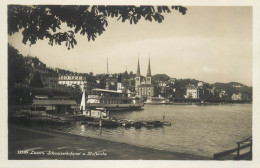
[86,108,110,120]
[144,96,172,105]
[85,88,144,111]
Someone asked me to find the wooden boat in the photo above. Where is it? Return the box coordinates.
[142,120,163,128]
[163,121,172,126]
[102,120,119,128]
[119,119,133,128]
[152,121,163,127]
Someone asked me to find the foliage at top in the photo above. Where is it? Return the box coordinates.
[8,5,187,49]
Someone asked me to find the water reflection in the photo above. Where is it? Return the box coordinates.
[44,104,252,157]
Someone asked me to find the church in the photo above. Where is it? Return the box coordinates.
[135,57,154,98]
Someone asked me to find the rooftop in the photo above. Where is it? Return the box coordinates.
[92,88,122,94]
[32,99,77,105]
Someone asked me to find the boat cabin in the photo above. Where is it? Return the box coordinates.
[84,107,109,119]
[87,88,132,104]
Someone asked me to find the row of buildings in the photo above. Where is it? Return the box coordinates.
[16,56,249,101]
[18,56,158,98]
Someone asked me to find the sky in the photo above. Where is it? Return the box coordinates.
[8,6,252,86]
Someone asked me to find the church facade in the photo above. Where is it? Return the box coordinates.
[135,57,154,97]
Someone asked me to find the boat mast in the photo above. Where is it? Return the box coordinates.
[80,85,86,111]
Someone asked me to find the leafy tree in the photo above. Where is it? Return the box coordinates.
[31,57,40,66]
[71,84,83,103]
[8,44,29,87]
[8,5,187,49]
[129,71,134,78]
[172,80,186,99]
[29,72,44,88]
[96,73,109,89]
[153,74,170,81]
[122,71,129,79]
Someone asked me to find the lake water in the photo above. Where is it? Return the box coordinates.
[55,104,252,158]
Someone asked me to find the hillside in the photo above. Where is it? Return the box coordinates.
[212,82,252,99]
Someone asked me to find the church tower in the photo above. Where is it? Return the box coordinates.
[146,57,152,85]
[135,56,141,91]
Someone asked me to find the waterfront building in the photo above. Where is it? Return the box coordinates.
[152,76,175,98]
[231,93,249,100]
[58,74,97,91]
[32,99,78,114]
[135,57,154,98]
[184,85,200,99]
[219,89,228,98]
[58,74,86,86]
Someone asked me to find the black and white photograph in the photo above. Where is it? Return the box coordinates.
[1,1,260,168]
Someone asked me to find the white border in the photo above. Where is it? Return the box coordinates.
[1,0,260,168]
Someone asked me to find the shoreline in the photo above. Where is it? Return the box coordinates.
[8,124,210,160]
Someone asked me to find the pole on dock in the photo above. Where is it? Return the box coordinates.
[45,116,46,128]
[163,114,165,122]
[99,111,102,127]
[107,110,110,119]
[237,142,240,159]
[250,139,252,157]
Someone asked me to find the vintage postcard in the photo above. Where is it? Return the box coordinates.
[1,0,260,168]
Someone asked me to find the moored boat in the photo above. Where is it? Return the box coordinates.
[162,121,172,126]
[86,88,144,111]
[144,96,172,105]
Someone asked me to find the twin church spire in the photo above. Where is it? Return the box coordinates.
[135,54,152,91]
[136,54,152,77]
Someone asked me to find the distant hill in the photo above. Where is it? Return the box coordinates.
[212,82,252,99]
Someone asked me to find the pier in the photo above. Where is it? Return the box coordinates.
[213,137,252,160]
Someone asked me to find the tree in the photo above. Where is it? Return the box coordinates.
[29,72,44,88]
[8,44,29,87]
[153,74,170,81]
[8,5,187,49]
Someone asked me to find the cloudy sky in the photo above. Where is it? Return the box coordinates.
[8,6,252,86]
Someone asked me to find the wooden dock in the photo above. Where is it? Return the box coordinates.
[213,137,252,160]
